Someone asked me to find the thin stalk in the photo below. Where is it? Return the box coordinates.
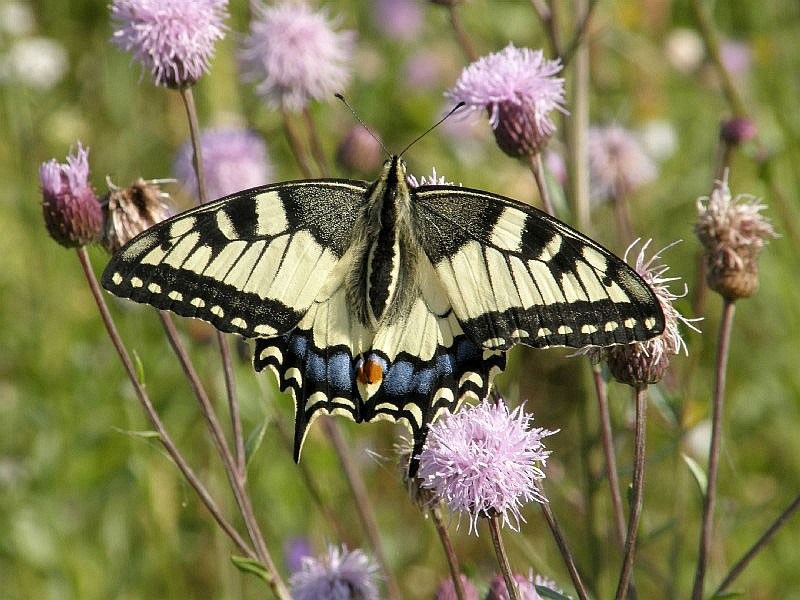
[713,493,800,596]
[561,0,600,67]
[568,0,591,231]
[488,513,519,600]
[447,3,477,62]
[614,385,648,600]
[158,314,273,568]
[612,193,635,248]
[529,152,556,217]
[76,248,255,562]
[303,107,330,177]
[537,483,589,600]
[281,107,314,178]
[431,505,467,600]
[691,299,736,600]
[530,0,561,58]
[593,364,626,547]
[218,330,246,474]
[321,419,402,600]
[690,0,747,117]
[178,87,209,206]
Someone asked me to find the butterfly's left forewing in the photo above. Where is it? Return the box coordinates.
[413,186,665,351]
[102,180,368,338]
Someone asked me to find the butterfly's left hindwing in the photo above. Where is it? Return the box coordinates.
[102,180,368,338]
[413,186,665,351]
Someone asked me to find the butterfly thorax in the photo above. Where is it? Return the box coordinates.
[350,156,419,328]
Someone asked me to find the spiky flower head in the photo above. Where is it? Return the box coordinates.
[240,1,355,111]
[487,572,564,600]
[435,574,479,600]
[39,142,102,247]
[446,44,565,158]
[588,124,657,202]
[696,175,777,300]
[110,0,229,88]
[101,179,171,252]
[289,544,380,600]
[173,127,273,203]
[417,398,555,534]
[582,240,700,386]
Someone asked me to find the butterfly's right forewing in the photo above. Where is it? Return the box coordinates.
[102,180,369,339]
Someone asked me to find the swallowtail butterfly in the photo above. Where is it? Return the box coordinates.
[102,156,664,474]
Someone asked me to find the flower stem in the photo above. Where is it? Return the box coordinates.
[530,0,561,58]
[560,0,599,67]
[614,385,648,600]
[612,193,634,248]
[431,505,467,600]
[447,3,477,62]
[178,87,209,205]
[303,107,330,177]
[593,363,627,547]
[713,493,800,596]
[691,299,736,600]
[487,513,519,600]
[567,6,591,232]
[76,248,258,564]
[537,482,589,600]
[218,330,246,474]
[321,418,402,600]
[529,152,556,217]
[281,107,314,178]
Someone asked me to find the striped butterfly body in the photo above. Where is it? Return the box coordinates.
[102,156,664,474]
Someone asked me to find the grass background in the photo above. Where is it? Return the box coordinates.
[2,0,800,598]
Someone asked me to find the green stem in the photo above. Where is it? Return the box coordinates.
[488,513,519,600]
[431,505,468,600]
[530,152,556,217]
[691,299,736,600]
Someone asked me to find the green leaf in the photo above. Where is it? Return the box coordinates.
[230,555,273,585]
[133,349,145,385]
[682,452,708,496]
[111,426,161,439]
[535,584,573,599]
[245,420,269,466]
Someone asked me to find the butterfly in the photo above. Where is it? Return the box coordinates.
[102,155,664,474]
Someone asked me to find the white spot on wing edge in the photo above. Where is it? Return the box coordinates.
[254,324,278,336]
[258,344,282,363]
[285,367,302,385]
[210,305,224,317]
[624,317,637,328]
[190,297,205,308]
[231,317,247,329]
[458,372,483,388]
[645,317,657,329]
[604,321,618,332]
[557,325,572,335]
[131,277,143,288]
[168,290,183,301]
[581,324,598,334]
[111,272,122,285]
[147,282,161,294]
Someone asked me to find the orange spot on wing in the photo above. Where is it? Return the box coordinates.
[357,357,384,384]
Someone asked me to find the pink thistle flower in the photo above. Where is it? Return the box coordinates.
[696,174,777,299]
[373,0,422,41]
[417,399,556,535]
[487,571,564,600]
[588,124,657,202]
[289,544,380,600]
[240,1,355,111]
[580,240,701,386]
[435,574,479,600]
[39,142,102,247]
[110,0,229,88]
[446,43,565,157]
[173,127,273,202]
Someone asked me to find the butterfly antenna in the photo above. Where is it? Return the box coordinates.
[399,102,465,158]
[335,93,391,159]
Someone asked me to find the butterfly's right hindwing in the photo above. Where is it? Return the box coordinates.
[101,180,368,338]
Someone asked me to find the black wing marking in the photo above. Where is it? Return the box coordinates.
[102,180,368,338]
[413,186,665,350]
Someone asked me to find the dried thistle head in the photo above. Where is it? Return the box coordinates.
[101,179,171,252]
[695,174,777,300]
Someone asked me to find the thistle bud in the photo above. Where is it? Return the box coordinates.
[39,143,102,247]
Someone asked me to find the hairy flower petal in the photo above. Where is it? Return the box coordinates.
[289,545,380,600]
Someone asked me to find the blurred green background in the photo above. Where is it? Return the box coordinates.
[2,0,800,598]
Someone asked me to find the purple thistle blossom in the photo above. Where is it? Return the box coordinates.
[39,142,102,247]
[588,124,657,202]
[289,544,380,600]
[487,571,564,600]
[110,0,229,88]
[173,127,273,202]
[446,43,566,157]
[417,399,556,535]
[578,240,701,385]
[373,0,422,41]
[240,1,355,111]
[435,574,479,600]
